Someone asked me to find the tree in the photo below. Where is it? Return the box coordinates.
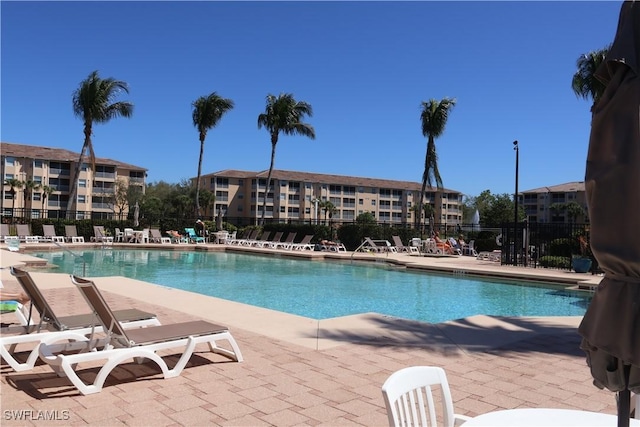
[571,46,610,105]
[477,191,521,228]
[4,178,22,217]
[113,179,130,220]
[417,97,456,230]
[549,203,566,222]
[22,180,40,217]
[257,93,315,224]
[565,201,585,224]
[356,212,376,224]
[191,92,234,217]
[67,70,133,216]
[319,200,335,224]
[41,185,54,217]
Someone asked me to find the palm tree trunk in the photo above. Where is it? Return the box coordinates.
[66,129,91,218]
[195,135,205,217]
[260,137,278,226]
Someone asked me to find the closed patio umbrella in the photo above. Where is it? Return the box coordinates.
[578,2,640,427]
[216,207,224,231]
[133,201,140,227]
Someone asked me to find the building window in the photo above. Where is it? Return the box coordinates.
[33,176,43,185]
[78,179,87,188]
[216,177,229,188]
[5,157,15,166]
[5,173,14,180]
[238,179,243,186]
[77,195,86,204]
[50,162,71,175]
[359,199,363,205]
[33,193,41,201]
[371,200,376,206]
[215,191,229,201]
[33,160,43,168]
[49,178,70,192]
[289,182,300,190]
[280,206,286,213]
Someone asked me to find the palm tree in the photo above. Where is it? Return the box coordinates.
[417,98,456,231]
[22,179,40,217]
[319,200,335,224]
[192,92,234,217]
[571,46,610,105]
[66,70,133,217]
[257,93,315,225]
[4,178,22,217]
[41,185,55,218]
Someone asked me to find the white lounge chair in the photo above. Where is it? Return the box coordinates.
[360,237,394,253]
[274,232,297,250]
[15,224,41,244]
[291,234,315,251]
[391,236,419,254]
[37,275,243,395]
[264,231,283,248]
[250,231,272,247]
[1,267,160,373]
[92,226,114,244]
[64,225,85,243]
[42,224,65,243]
[149,228,171,244]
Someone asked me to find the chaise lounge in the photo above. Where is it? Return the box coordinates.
[1,267,160,373]
[37,275,243,395]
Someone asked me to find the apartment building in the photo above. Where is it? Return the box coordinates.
[520,181,588,223]
[1,142,147,219]
[199,169,464,226]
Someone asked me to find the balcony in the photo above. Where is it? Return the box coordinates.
[94,172,116,180]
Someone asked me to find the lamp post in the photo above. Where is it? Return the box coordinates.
[513,140,519,265]
[312,198,320,225]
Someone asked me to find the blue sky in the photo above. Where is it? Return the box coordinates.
[1,1,621,198]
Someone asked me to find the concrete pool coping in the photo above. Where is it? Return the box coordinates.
[0,244,598,352]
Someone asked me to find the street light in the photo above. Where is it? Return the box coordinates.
[311,198,320,225]
[513,140,519,266]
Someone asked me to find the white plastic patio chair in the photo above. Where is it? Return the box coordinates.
[382,366,470,427]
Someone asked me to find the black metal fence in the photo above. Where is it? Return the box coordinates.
[500,221,594,271]
[2,208,593,272]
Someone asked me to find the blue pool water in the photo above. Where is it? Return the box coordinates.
[31,249,591,323]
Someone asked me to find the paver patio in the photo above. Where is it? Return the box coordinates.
[0,245,615,426]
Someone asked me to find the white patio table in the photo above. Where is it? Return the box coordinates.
[213,231,229,244]
[461,408,640,427]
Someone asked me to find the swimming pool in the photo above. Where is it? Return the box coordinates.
[32,249,591,323]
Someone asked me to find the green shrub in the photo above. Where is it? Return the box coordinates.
[538,255,571,269]
[549,238,573,257]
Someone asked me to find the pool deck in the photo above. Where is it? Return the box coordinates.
[0,243,615,426]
